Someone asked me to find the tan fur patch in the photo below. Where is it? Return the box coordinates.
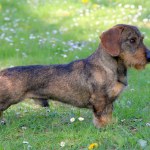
[120,48,147,69]
[93,113,112,128]
[110,82,125,98]
[93,71,105,83]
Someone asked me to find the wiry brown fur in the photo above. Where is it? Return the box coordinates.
[0,24,150,127]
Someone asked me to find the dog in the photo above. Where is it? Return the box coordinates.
[0,24,150,127]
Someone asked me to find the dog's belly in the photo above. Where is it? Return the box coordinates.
[26,72,92,108]
[26,86,91,108]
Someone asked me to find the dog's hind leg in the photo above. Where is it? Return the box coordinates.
[0,99,15,125]
[0,111,5,125]
[0,106,6,125]
[0,111,3,119]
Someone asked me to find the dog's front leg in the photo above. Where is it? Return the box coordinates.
[91,95,107,128]
[93,102,113,128]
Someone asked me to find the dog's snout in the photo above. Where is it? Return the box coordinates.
[146,49,150,62]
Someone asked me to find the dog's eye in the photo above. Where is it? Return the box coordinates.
[130,38,136,44]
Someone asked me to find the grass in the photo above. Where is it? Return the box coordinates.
[0,0,150,149]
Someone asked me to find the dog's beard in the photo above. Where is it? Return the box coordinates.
[120,50,147,70]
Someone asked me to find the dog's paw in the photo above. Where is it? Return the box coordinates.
[93,115,113,128]
[93,116,106,128]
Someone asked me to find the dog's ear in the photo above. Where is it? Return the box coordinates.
[100,26,124,56]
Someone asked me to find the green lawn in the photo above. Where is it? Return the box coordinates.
[0,0,150,149]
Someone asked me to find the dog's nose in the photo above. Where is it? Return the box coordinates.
[146,49,150,62]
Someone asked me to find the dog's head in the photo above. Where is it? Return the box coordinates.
[100,24,150,69]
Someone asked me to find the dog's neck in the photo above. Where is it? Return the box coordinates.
[87,44,127,86]
[115,57,128,86]
[88,44,118,69]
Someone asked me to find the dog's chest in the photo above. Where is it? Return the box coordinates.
[108,81,126,99]
[109,60,127,98]
[109,69,127,99]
